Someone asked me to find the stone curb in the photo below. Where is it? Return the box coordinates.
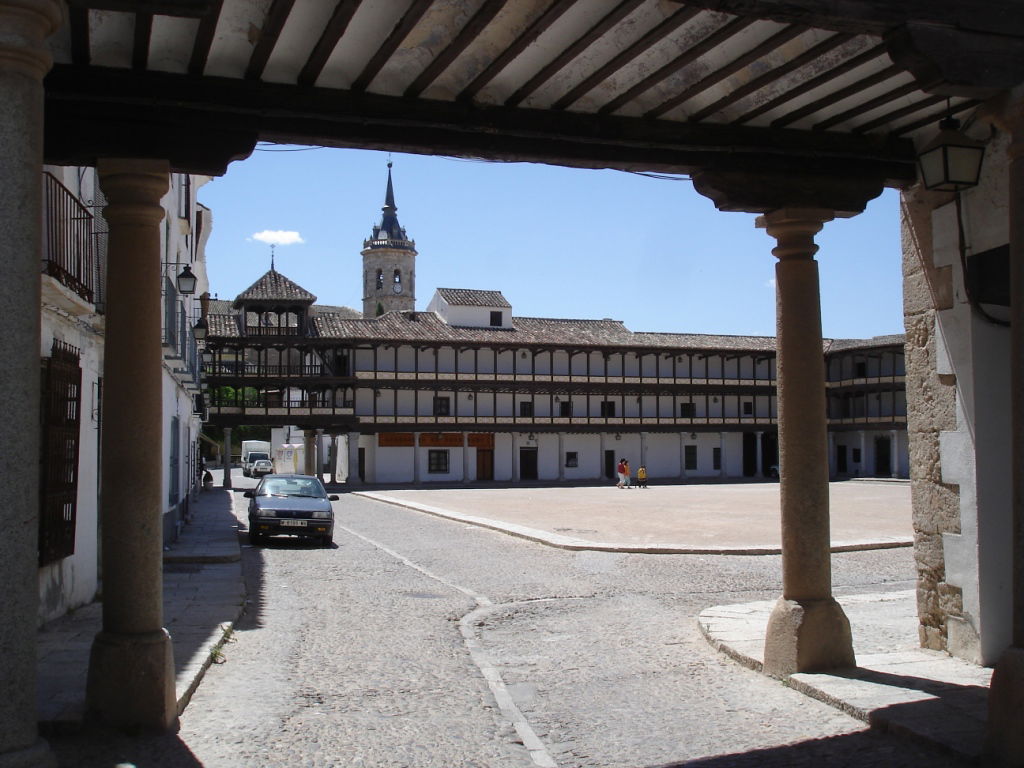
[355,492,912,555]
[696,595,991,761]
[174,619,241,716]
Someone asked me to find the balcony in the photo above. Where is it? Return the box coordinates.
[41,172,96,306]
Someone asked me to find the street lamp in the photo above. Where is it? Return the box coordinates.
[192,316,208,341]
[176,265,198,294]
[917,117,985,192]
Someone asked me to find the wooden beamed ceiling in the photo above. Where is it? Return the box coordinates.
[45,0,1024,209]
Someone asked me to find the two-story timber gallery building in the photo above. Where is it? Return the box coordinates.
[204,167,907,486]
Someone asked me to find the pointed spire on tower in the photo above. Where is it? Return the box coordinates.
[365,161,415,251]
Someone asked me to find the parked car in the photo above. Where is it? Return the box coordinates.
[251,458,273,477]
[245,474,338,547]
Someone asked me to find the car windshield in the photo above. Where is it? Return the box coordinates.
[258,478,326,498]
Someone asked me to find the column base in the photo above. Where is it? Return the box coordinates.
[985,646,1024,766]
[86,629,178,732]
[0,740,56,768]
[763,596,856,677]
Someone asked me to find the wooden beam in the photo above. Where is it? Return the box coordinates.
[770,62,901,128]
[43,64,915,184]
[245,0,296,81]
[132,12,152,70]
[599,16,756,115]
[687,31,853,122]
[891,99,981,137]
[505,0,645,107]
[551,6,699,110]
[67,0,216,16]
[813,80,919,131]
[885,23,1024,98]
[851,92,946,134]
[297,0,363,87]
[665,0,1024,38]
[457,0,578,103]
[731,40,884,125]
[188,0,222,75]
[405,0,509,99]
[350,0,433,93]
[68,5,90,65]
[645,23,808,119]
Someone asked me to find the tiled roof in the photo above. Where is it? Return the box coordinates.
[631,332,777,353]
[308,311,785,351]
[311,304,362,320]
[436,288,511,308]
[232,269,317,307]
[204,275,904,353]
[824,335,905,353]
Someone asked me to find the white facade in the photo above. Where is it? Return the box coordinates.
[37,166,210,623]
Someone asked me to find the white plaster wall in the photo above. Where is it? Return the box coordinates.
[929,138,1013,664]
[376,446,415,483]
[645,433,680,478]
[494,433,513,482]
[37,312,103,623]
[418,446,465,482]
[722,432,744,477]
[537,435,560,481]
[561,434,601,481]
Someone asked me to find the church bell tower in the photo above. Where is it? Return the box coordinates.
[362,163,416,318]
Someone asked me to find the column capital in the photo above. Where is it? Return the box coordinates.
[0,0,62,79]
[756,208,835,261]
[97,159,170,227]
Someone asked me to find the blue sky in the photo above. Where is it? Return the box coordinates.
[198,145,903,340]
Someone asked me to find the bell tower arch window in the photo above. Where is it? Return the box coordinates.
[376,269,383,289]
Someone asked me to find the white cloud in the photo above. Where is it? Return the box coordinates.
[251,230,305,246]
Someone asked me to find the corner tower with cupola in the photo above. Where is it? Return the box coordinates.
[362,163,416,318]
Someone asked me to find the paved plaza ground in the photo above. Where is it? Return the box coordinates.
[359,479,912,554]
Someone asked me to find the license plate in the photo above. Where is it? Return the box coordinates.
[281,520,306,527]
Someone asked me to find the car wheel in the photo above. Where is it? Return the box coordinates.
[250,531,262,546]
[321,535,333,548]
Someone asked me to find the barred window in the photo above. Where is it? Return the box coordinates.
[428,450,449,474]
[39,340,82,566]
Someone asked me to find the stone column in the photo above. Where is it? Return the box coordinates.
[412,433,420,483]
[303,429,315,475]
[86,159,177,730]
[640,432,648,470]
[718,432,726,478]
[463,433,471,483]
[512,432,519,481]
[757,208,855,676]
[315,428,324,483]
[0,1,61,764]
[986,88,1024,764]
[859,430,867,477]
[222,426,232,489]
[330,435,339,484]
[828,432,836,479]
[558,433,565,481]
[679,433,687,480]
[756,431,764,478]
[890,429,899,478]
[599,432,606,481]
[347,432,362,485]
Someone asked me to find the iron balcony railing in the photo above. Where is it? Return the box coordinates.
[42,172,96,304]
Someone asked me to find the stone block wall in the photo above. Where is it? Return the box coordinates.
[901,189,962,652]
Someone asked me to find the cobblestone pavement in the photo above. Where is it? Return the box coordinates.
[49,485,970,768]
